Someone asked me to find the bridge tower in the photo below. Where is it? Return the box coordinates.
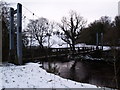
[9,3,22,65]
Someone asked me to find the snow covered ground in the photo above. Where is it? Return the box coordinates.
[0,62,99,89]
[75,43,111,51]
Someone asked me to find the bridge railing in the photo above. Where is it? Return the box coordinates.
[23,46,96,60]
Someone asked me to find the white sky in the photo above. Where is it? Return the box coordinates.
[2,0,120,26]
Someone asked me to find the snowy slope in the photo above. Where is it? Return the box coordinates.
[0,63,98,89]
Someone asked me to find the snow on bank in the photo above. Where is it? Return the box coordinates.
[0,63,98,89]
[75,43,111,51]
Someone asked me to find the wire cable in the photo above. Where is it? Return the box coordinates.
[22,5,40,19]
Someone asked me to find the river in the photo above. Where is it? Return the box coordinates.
[41,60,119,89]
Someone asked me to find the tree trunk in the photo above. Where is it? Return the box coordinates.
[72,40,75,56]
[48,36,50,48]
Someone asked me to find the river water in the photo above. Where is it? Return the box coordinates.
[41,60,119,89]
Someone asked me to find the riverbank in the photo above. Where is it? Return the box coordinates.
[0,62,99,89]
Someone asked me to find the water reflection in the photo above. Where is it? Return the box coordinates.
[41,60,119,89]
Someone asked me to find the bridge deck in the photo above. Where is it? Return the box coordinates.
[23,47,101,62]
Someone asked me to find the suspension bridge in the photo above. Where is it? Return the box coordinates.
[9,3,103,64]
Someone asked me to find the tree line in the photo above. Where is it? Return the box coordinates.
[78,16,120,46]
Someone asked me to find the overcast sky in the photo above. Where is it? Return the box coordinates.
[2,0,120,26]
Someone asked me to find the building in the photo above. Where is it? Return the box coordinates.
[118,1,120,15]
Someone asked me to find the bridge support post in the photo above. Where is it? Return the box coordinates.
[9,8,15,61]
[17,3,22,65]
[101,33,103,50]
[96,32,99,50]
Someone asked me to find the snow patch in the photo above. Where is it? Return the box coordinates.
[0,62,99,89]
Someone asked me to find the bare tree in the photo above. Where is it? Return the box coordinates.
[27,17,49,48]
[58,11,86,53]
[26,18,55,48]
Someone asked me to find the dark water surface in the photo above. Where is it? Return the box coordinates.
[41,60,119,89]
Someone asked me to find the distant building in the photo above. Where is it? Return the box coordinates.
[118,1,120,15]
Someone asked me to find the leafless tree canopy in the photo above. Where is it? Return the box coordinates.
[58,11,87,52]
[26,17,55,48]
